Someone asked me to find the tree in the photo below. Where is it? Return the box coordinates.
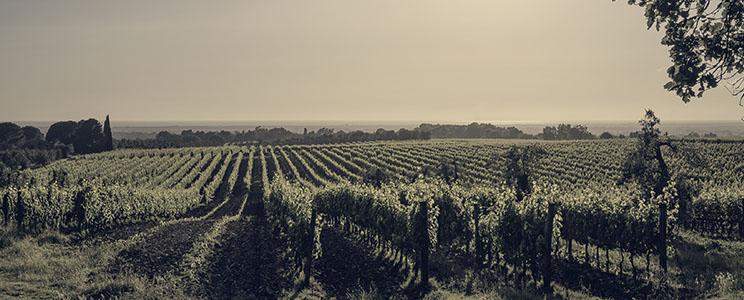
[622,0,744,103]
[103,115,113,151]
[0,123,45,149]
[73,119,104,154]
[600,131,615,139]
[499,145,544,201]
[46,121,79,145]
[542,126,558,140]
[0,123,24,149]
[21,126,43,141]
[620,110,677,200]
[621,110,707,226]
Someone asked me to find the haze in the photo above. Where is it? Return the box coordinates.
[1,0,741,122]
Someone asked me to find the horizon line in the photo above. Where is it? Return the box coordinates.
[10,119,742,124]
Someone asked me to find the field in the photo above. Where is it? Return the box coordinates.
[1,139,743,299]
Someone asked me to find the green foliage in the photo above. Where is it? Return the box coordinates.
[264,176,322,275]
[363,167,389,187]
[500,145,544,201]
[622,110,675,200]
[559,181,679,256]
[0,146,246,232]
[621,0,744,102]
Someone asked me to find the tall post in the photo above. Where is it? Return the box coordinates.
[418,201,430,288]
[739,199,744,240]
[1,192,9,227]
[304,208,317,287]
[659,203,668,273]
[474,204,483,269]
[14,191,24,231]
[543,203,556,298]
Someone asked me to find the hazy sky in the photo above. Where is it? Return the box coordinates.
[1,0,742,122]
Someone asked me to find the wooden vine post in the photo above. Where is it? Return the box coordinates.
[474,204,483,269]
[739,198,744,240]
[418,201,430,288]
[1,192,9,226]
[304,207,317,286]
[14,191,25,231]
[658,203,668,273]
[543,203,556,298]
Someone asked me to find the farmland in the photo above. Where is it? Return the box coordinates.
[1,139,743,299]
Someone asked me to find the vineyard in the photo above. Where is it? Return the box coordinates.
[0,139,743,299]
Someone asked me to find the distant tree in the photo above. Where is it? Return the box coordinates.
[103,115,113,151]
[562,124,595,139]
[686,131,701,138]
[541,124,595,140]
[499,145,544,201]
[20,126,45,148]
[599,131,615,139]
[156,131,174,140]
[621,0,744,103]
[0,123,24,149]
[21,126,42,141]
[46,121,79,145]
[703,132,718,138]
[542,126,558,140]
[415,123,530,139]
[73,119,104,154]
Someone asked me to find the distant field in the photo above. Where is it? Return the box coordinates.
[13,138,744,188]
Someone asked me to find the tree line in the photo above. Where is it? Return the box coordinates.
[415,123,604,140]
[0,116,113,184]
[117,127,432,148]
[119,122,617,149]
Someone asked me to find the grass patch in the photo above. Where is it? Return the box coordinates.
[673,230,744,298]
[0,227,195,299]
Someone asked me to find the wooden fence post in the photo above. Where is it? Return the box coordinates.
[304,208,317,287]
[474,204,483,269]
[543,203,556,298]
[739,199,744,240]
[15,191,24,231]
[418,201,430,288]
[1,192,9,227]
[659,203,668,273]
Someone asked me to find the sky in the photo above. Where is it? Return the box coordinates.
[0,0,742,122]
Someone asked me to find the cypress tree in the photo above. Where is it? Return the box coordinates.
[103,115,113,151]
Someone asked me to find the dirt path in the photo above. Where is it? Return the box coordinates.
[203,216,290,299]
[200,150,295,299]
[107,154,248,278]
[313,227,409,299]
